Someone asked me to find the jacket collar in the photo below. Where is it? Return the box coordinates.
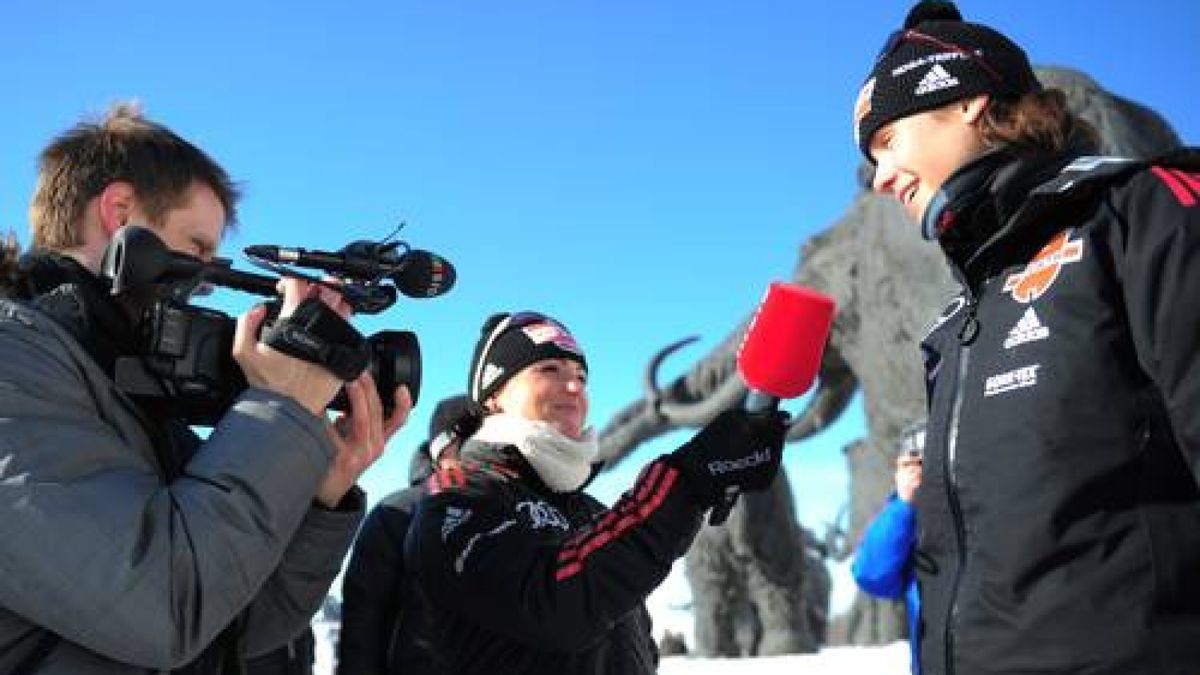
[459,433,604,496]
[930,148,1086,287]
[19,250,138,373]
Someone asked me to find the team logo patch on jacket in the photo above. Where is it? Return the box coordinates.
[1003,308,1050,349]
[984,364,1041,397]
[442,506,472,541]
[516,500,571,531]
[1002,230,1083,303]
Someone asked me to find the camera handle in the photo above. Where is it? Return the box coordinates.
[260,298,371,381]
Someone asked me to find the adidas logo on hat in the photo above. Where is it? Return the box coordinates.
[481,363,505,391]
[915,64,960,96]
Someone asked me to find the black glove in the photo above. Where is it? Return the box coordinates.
[666,408,788,508]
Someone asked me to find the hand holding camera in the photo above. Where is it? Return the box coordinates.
[318,374,412,507]
[99,225,449,507]
[232,277,414,506]
[233,277,353,415]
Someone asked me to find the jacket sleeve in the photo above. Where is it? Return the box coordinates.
[406,458,703,652]
[606,604,659,673]
[0,309,336,669]
[336,495,414,675]
[241,490,364,659]
[1109,164,1200,483]
[851,495,917,599]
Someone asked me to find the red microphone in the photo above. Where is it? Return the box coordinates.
[709,281,837,525]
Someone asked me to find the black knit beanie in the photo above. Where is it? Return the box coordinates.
[854,1,1041,162]
[467,311,587,405]
[429,394,471,439]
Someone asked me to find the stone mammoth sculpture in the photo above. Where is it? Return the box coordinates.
[596,67,1182,655]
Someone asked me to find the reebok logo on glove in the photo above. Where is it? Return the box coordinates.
[667,408,787,508]
[707,448,772,475]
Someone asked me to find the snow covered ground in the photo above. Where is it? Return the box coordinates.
[314,627,908,675]
[312,558,912,674]
[657,643,910,675]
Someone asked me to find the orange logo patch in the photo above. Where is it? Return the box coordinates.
[1002,231,1083,304]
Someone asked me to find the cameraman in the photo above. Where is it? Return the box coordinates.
[0,103,411,673]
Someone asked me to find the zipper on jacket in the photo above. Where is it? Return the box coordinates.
[944,296,978,675]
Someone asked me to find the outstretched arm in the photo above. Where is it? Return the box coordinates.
[407,458,704,651]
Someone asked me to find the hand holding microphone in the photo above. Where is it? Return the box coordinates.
[667,282,836,524]
[667,407,789,512]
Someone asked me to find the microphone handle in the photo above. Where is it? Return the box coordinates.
[745,390,779,413]
[708,390,780,526]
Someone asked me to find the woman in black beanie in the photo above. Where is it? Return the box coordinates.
[856,3,1200,674]
[404,310,789,674]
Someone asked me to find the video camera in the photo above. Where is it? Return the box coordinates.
[100,225,455,426]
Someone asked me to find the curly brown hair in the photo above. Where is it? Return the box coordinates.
[979,89,1100,156]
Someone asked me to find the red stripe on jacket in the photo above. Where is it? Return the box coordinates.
[554,462,681,582]
[1152,166,1198,206]
[1168,168,1200,199]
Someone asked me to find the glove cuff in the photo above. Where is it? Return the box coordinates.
[661,450,721,509]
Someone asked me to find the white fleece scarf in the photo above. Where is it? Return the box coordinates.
[473,413,598,493]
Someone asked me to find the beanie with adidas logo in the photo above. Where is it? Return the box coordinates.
[468,311,588,406]
[854,0,1041,162]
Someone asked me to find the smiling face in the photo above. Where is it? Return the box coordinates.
[868,95,990,224]
[489,357,589,439]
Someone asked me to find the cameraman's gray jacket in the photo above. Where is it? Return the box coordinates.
[0,297,361,673]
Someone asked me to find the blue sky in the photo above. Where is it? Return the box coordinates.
[2,1,1197,530]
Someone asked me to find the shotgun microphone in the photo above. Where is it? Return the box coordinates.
[708,282,836,525]
[243,244,456,298]
[390,249,457,298]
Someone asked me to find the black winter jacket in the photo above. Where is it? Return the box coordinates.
[405,438,704,675]
[338,445,437,675]
[916,149,1200,675]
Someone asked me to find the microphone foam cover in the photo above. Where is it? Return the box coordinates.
[395,250,457,298]
[737,282,836,399]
